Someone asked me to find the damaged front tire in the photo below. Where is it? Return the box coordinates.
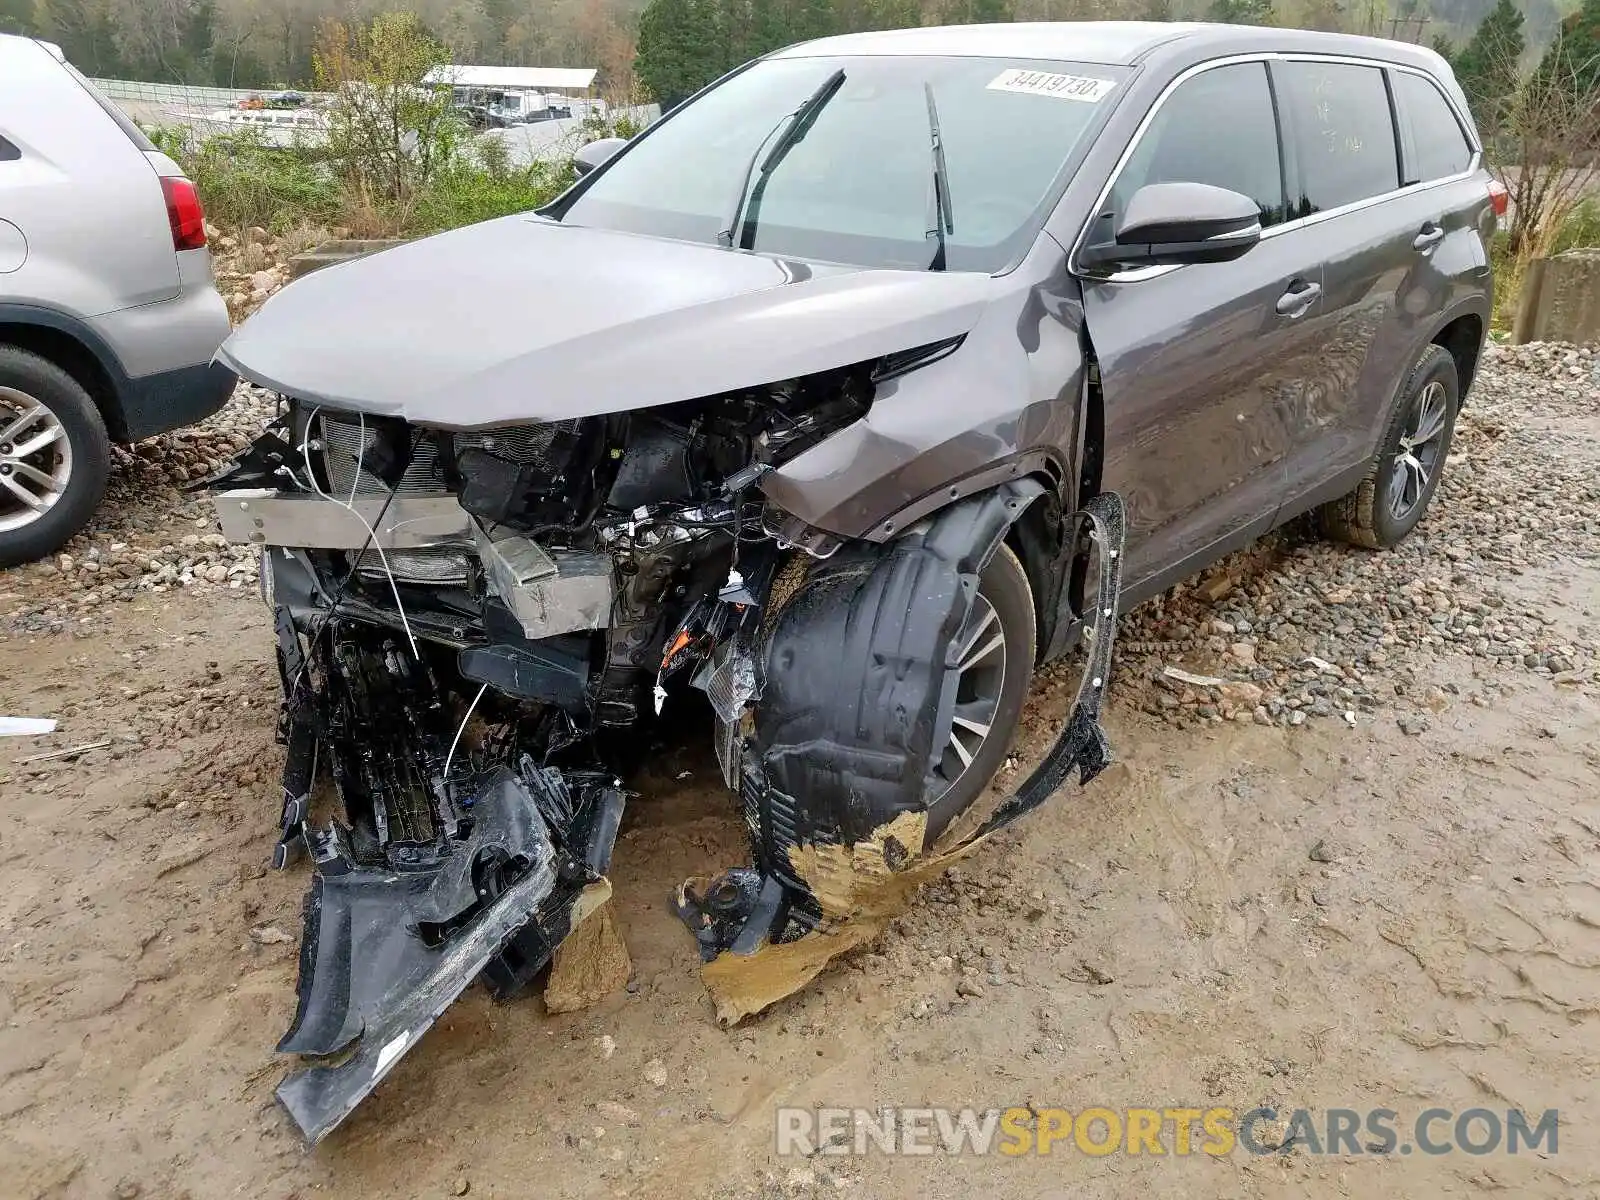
[926,542,1035,840]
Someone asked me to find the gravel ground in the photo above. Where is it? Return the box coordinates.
[0,382,275,634]
[1093,340,1600,730]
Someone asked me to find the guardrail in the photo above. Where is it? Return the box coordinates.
[88,78,335,110]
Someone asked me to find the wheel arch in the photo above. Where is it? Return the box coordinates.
[1427,306,1487,406]
[0,305,130,441]
[750,477,1048,861]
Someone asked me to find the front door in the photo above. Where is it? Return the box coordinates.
[1078,60,1328,592]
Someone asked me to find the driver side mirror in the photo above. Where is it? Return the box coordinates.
[1080,181,1262,270]
[573,136,627,177]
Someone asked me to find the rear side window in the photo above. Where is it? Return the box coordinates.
[0,135,17,162]
[1277,61,1400,214]
[1392,70,1474,183]
[1111,62,1287,227]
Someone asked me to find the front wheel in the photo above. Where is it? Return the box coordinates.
[925,542,1036,837]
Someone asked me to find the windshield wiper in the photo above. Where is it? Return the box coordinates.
[924,82,954,271]
[718,67,846,251]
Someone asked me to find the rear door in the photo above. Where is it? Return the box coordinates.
[1267,58,1484,514]
[1077,60,1328,592]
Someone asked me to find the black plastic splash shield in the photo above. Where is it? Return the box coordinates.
[679,489,1126,959]
[275,768,561,1144]
[276,858,557,1143]
[277,769,557,1056]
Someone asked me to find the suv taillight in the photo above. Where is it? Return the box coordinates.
[1487,179,1509,217]
[161,176,207,251]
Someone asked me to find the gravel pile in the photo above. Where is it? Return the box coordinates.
[1097,340,1600,729]
[0,381,276,637]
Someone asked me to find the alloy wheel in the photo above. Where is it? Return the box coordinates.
[0,387,72,534]
[1388,380,1449,521]
[932,592,1008,792]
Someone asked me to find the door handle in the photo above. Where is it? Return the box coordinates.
[1413,222,1445,251]
[1275,280,1321,317]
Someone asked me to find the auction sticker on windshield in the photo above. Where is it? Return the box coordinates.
[986,69,1116,102]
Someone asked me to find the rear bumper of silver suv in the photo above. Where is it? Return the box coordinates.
[84,248,235,440]
[114,359,236,440]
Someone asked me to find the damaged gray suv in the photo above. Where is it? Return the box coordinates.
[211,21,1496,1141]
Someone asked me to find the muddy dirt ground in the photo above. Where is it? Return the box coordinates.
[2,345,1599,1199]
[0,574,1596,1199]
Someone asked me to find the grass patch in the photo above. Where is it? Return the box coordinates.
[408,152,575,236]
[1488,200,1600,336]
[1548,198,1600,257]
[147,125,343,234]
[1489,232,1522,335]
[145,122,583,242]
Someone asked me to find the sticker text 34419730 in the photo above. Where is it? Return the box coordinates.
[986,70,1116,102]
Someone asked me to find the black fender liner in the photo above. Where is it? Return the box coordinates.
[676,487,1125,963]
[755,478,1046,847]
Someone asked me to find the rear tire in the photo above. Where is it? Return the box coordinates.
[0,346,111,568]
[926,542,1036,837]
[1319,344,1458,550]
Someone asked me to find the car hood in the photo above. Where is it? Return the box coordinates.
[217,214,998,428]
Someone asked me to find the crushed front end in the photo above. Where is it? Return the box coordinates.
[212,362,1124,1142]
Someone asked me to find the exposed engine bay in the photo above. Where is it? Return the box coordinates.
[209,360,1125,1144]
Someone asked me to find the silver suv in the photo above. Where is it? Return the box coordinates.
[0,35,235,565]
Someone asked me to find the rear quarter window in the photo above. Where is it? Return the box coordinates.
[1277,61,1401,215]
[1392,70,1474,183]
[60,62,157,152]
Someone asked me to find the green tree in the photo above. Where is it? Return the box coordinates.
[635,0,724,107]
[1206,0,1273,24]
[717,0,755,70]
[1297,0,1346,33]
[965,0,1011,19]
[789,0,836,41]
[34,0,126,76]
[1455,0,1525,133]
[315,13,460,206]
[1536,0,1600,99]
[0,0,34,35]
[1429,32,1455,65]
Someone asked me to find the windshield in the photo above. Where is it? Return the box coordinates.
[559,55,1126,272]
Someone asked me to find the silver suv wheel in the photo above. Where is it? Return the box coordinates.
[0,386,72,534]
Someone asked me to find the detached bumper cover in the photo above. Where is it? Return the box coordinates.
[278,844,557,1144]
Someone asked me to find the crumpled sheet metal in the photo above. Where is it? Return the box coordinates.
[698,810,996,1024]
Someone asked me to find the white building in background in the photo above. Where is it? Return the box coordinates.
[421,65,604,125]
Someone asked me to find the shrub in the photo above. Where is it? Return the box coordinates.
[183,129,343,233]
[1550,198,1600,256]
[408,157,576,235]
[314,14,463,208]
